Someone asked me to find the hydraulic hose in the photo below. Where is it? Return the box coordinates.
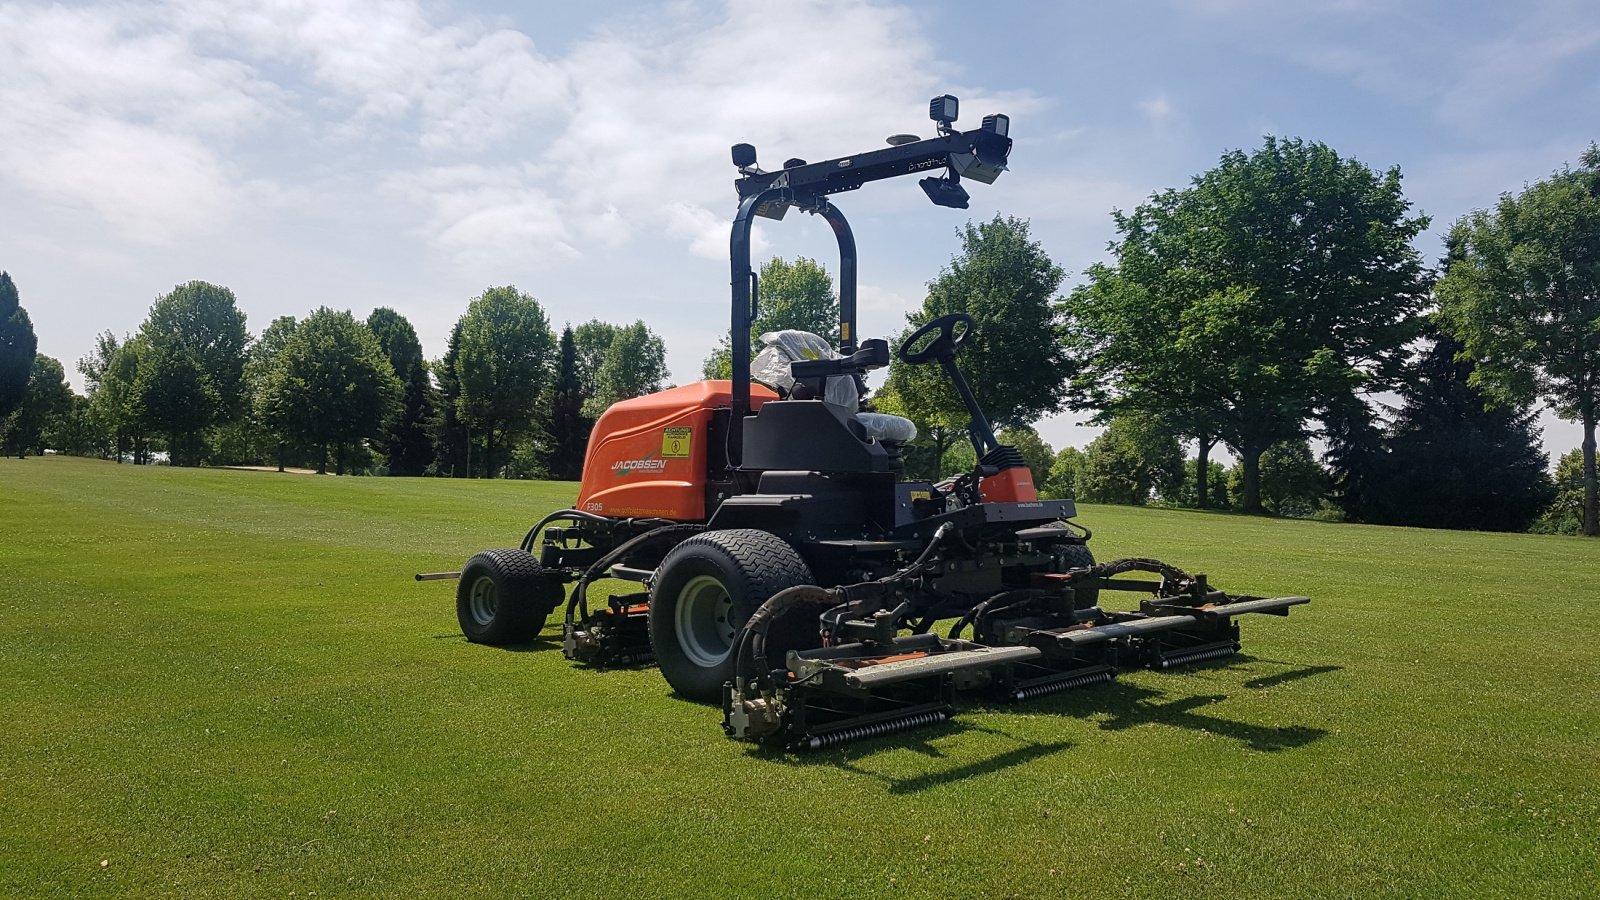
[520,508,613,552]
[732,585,838,690]
[563,524,704,627]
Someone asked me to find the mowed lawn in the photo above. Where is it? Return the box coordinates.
[2,456,1597,898]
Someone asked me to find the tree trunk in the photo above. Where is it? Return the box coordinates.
[335,443,347,476]
[1240,444,1265,514]
[486,426,496,480]
[1583,411,1597,537]
[464,423,473,478]
[317,443,328,475]
[1195,435,1213,509]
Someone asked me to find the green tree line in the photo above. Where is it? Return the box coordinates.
[5,136,1596,536]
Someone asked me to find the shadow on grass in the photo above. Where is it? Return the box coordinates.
[430,631,564,653]
[1020,679,1328,752]
[1245,664,1342,690]
[759,662,1333,792]
[764,720,1076,795]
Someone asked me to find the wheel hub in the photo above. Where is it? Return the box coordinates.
[468,575,497,626]
[676,575,736,667]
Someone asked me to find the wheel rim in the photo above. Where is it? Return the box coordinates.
[675,574,735,667]
[468,575,498,626]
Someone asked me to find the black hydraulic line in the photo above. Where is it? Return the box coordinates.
[520,508,613,552]
[563,524,704,627]
[732,584,838,688]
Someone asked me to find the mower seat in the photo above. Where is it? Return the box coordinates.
[751,330,917,444]
[856,411,917,443]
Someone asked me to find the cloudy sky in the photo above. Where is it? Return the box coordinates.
[3,0,1597,455]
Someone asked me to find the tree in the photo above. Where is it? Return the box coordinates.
[430,321,470,477]
[586,321,669,417]
[1173,457,1230,509]
[540,326,592,481]
[88,337,151,463]
[5,355,73,457]
[1536,450,1587,535]
[998,425,1055,486]
[1040,446,1086,500]
[702,257,839,379]
[0,271,38,432]
[366,308,437,476]
[1257,439,1329,518]
[886,216,1072,440]
[136,342,216,466]
[454,286,554,478]
[257,308,401,475]
[1064,137,1430,513]
[1340,332,1553,530]
[573,320,619,397]
[245,317,299,471]
[1076,415,1184,506]
[136,281,249,465]
[48,394,106,458]
[1437,146,1600,536]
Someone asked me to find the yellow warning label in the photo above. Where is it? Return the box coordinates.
[661,427,693,458]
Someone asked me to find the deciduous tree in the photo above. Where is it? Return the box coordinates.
[1437,146,1600,535]
[454,286,554,478]
[1064,137,1429,513]
[5,355,73,458]
[258,308,401,475]
[1076,415,1183,506]
[586,321,669,417]
[136,281,249,465]
[886,216,1072,438]
[702,257,839,378]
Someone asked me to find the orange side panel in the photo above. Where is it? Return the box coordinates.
[979,466,1038,503]
[575,380,776,521]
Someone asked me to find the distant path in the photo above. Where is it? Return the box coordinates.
[218,465,321,475]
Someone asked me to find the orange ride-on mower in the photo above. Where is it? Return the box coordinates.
[428,96,1309,750]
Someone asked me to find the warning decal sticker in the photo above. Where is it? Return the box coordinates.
[661,427,693,458]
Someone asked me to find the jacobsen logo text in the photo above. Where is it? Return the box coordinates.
[612,455,668,476]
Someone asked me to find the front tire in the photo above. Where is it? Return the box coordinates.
[649,530,814,702]
[456,548,565,645]
[1051,542,1099,610]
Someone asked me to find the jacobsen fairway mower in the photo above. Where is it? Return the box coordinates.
[428,96,1309,750]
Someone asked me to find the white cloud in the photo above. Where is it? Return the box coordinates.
[0,2,273,242]
[382,165,574,268]
[0,0,1042,264]
[1139,95,1174,123]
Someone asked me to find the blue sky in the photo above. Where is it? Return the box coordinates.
[2,0,1596,456]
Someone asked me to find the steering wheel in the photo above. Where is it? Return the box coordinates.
[897,313,975,365]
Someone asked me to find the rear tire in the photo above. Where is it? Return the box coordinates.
[649,530,814,702]
[456,548,565,645]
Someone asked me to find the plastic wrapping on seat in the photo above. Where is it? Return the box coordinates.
[856,411,918,443]
[751,330,859,409]
[750,329,918,443]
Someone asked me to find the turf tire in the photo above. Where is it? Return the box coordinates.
[456,548,564,645]
[649,530,814,702]
[1051,542,1099,610]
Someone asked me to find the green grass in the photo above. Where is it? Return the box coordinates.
[2,455,1597,898]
